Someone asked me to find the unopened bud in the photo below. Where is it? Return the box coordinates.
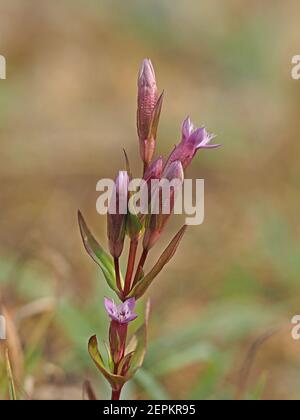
[137,59,163,168]
[107,171,129,258]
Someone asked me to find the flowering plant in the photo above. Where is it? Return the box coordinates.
[78,59,219,400]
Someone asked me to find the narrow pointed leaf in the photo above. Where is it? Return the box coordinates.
[117,351,135,376]
[129,225,187,299]
[148,91,164,140]
[88,335,126,391]
[123,149,132,179]
[78,211,119,294]
[104,341,114,372]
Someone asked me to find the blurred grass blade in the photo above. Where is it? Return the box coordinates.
[236,327,280,400]
[134,368,170,400]
[249,372,268,401]
[5,349,17,400]
[83,380,97,400]
[189,353,230,400]
[2,307,24,384]
[151,342,217,376]
[146,302,280,366]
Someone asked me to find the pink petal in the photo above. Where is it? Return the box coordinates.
[181,116,194,141]
[124,297,136,312]
[127,313,138,322]
[104,297,116,317]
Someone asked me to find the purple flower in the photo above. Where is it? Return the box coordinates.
[166,117,220,170]
[104,297,138,324]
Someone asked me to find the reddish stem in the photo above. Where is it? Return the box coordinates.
[143,161,148,177]
[110,323,128,401]
[114,257,122,292]
[119,323,128,361]
[124,240,138,297]
[133,248,148,286]
[111,389,122,400]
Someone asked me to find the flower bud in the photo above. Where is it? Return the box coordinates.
[143,156,163,199]
[137,59,163,168]
[143,156,163,184]
[107,171,129,258]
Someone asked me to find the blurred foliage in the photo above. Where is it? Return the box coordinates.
[1,0,300,400]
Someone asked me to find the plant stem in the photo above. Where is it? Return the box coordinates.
[143,161,148,177]
[133,248,148,286]
[110,323,128,401]
[111,389,121,400]
[124,240,138,297]
[114,257,122,292]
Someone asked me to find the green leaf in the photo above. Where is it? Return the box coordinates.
[126,212,143,240]
[104,341,115,372]
[78,211,119,295]
[129,225,187,299]
[88,335,126,391]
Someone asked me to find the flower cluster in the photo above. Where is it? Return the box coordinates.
[79,58,219,400]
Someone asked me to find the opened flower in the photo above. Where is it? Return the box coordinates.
[104,297,138,324]
[166,117,219,170]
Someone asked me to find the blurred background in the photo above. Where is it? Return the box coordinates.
[0,0,300,400]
